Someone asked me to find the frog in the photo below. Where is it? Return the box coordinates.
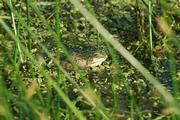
[60,51,107,70]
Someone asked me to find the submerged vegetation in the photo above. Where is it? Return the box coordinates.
[0,0,179,119]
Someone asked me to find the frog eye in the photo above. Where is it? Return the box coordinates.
[94,52,100,56]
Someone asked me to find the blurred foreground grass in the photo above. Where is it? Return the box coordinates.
[0,0,180,119]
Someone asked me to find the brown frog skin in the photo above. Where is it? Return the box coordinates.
[60,51,107,70]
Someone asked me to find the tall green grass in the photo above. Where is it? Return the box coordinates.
[0,0,179,119]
